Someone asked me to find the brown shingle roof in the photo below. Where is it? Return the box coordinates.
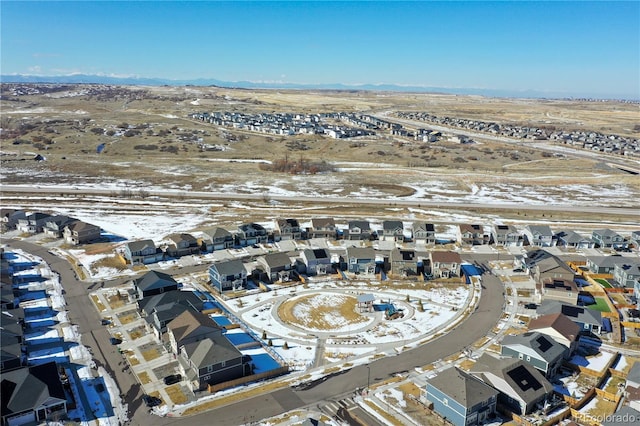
[529,313,580,343]
[167,309,220,345]
[431,251,462,264]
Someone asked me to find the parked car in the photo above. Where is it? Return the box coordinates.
[513,268,525,273]
[524,303,537,310]
[164,374,181,385]
[142,394,162,407]
[109,337,122,345]
[100,318,111,325]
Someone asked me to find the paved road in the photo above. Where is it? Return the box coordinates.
[2,185,638,216]
[6,239,505,426]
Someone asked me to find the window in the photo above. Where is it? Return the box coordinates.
[220,360,226,368]
[207,365,213,373]
[443,398,448,406]
[526,356,531,362]
[518,353,524,359]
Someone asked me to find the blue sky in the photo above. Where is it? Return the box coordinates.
[2,1,639,98]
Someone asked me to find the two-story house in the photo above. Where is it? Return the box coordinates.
[501,331,566,378]
[201,227,235,252]
[300,248,332,275]
[536,300,602,335]
[16,212,52,234]
[469,353,553,415]
[63,221,101,245]
[555,230,595,249]
[0,209,26,232]
[237,223,268,246]
[426,367,498,426]
[123,239,164,265]
[346,220,372,241]
[523,225,555,247]
[167,310,251,392]
[540,277,579,305]
[528,313,580,358]
[138,290,204,339]
[308,217,336,239]
[381,220,404,242]
[274,218,302,240]
[165,233,200,258]
[43,215,77,238]
[413,222,436,245]
[209,259,248,293]
[586,255,629,274]
[592,229,626,249]
[257,252,293,282]
[430,251,462,278]
[458,224,489,246]
[613,261,640,288]
[133,270,179,299]
[492,224,523,246]
[346,247,376,275]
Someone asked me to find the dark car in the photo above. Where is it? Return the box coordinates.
[164,374,181,385]
[142,394,162,407]
[513,268,525,273]
[101,319,111,325]
[109,337,122,345]
[524,303,538,310]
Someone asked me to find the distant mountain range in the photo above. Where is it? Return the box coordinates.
[0,73,625,100]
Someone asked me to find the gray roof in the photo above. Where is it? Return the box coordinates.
[382,220,403,231]
[302,248,330,261]
[127,239,156,252]
[502,332,566,363]
[202,227,233,240]
[536,300,602,327]
[593,229,622,238]
[166,233,198,244]
[556,230,589,244]
[346,247,375,260]
[413,222,435,232]
[261,252,292,269]
[470,353,553,406]
[587,255,629,269]
[0,362,66,416]
[138,289,204,316]
[183,334,242,368]
[628,361,640,385]
[527,225,554,236]
[209,259,246,276]
[134,270,178,292]
[348,220,370,231]
[525,249,575,275]
[427,367,498,409]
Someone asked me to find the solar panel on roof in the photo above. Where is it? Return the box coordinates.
[561,305,583,318]
[536,336,553,352]
[506,365,542,391]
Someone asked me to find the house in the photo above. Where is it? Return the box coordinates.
[430,251,462,278]
[613,261,640,288]
[602,406,640,426]
[381,220,404,242]
[257,252,293,282]
[586,255,629,274]
[346,220,371,240]
[165,233,200,257]
[469,353,554,415]
[492,224,523,246]
[209,259,248,293]
[458,224,489,246]
[167,310,251,392]
[592,229,626,249]
[501,331,567,377]
[300,248,332,275]
[0,362,68,426]
[138,290,204,338]
[274,218,302,240]
[0,312,24,372]
[308,218,336,239]
[201,227,235,252]
[555,230,595,249]
[237,223,268,246]
[389,249,428,277]
[43,215,77,238]
[346,247,376,275]
[536,300,602,335]
[631,231,640,248]
[0,209,26,231]
[528,313,580,357]
[524,249,576,284]
[63,221,101,245]
[413,222,436,245]
[523,225,555,247]
[16,212,52,234]
[540,277,579,305]
[425,367,498,426]
[123,239,164,265]
[133,270,179,299]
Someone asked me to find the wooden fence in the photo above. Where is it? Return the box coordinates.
[207,366,289,393]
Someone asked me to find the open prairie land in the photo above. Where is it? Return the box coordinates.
[1,84,638,226]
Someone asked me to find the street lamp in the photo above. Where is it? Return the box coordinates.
[367,365,371,391]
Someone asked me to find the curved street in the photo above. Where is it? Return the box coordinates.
[5,238,505,426]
